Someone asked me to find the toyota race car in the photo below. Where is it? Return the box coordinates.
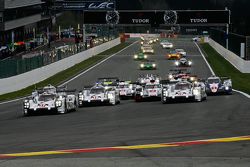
[205,76,232,95]
[139,60,157,70]
[134,52,148,60]
[23,85,77,116]
[175,58,192,67]
[78,84,120,106]
[161,80,207,103]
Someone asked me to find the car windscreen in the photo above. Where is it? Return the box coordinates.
[38,95,56,101]
[90,88,104,94]
[118,85,129,88]
[145,85,161,89]
[175,83,191,90]
[207,79,220,84]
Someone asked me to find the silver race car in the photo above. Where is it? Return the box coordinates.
[78,84,120,106]
[175,49,187,57]
[117,81,137,99]
[23,85,77,116]
[161,80,207,103]
[134,80,162,102]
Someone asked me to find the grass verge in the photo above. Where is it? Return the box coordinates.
[0,42,130,102]
[200,43,250,94]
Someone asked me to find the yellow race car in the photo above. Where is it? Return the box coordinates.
[166,50,181,60]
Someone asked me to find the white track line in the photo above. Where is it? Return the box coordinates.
[195,42,250,99]
[0,41,138,105]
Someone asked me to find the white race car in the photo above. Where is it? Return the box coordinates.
[161,80,207,103]
[175,49,187,57]
[192,36,201,42]
[78,84,120,106]
[160,40,173,49]
[134,82,162,102]
[142,46,154,54]
[175,58,192,67]
[23,85,77,116]
[117,81,136,99]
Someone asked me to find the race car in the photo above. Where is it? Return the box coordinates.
[97,77,120,89]
[137,74,161,84]
[139,60,157,70]
[174,58,192,67]
[175,49,187,57]
[160,40,174,49]
[192,36,201,42]
[141,46,154,54]
[167,70,197,82]
[161,80,207,103]
[134,52,148,60]
[141,44,152,50]
[134,81,162,102]
[117,81,137,99]
[23,85,77,116]
[78,84,120,106]
[167,50,181,60]
[205,76,232,95]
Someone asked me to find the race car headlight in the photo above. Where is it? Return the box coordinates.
[152,64,156,68]
[151,50,154,53]
[175,61,179,66]
[134,55,138,59]
[56,100,62,107]
[108,93,114,99]
[193,89,200,96]
[129,85,133,89]
[141,42,143,45]
[169,74,173,80]
[188,61,192,65]
[190,77,195,81]
[144,55,148,59]
[140,64,144,68]
[24,102,30,109]
[78,94,84,101]
[225,86,229,90]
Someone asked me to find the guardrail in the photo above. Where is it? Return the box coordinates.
[0,37,116,79]
[0,37,121,94]
[209,38,250,73]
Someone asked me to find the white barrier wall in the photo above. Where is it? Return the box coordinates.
[0,38,121,94]
[209,38,250,73]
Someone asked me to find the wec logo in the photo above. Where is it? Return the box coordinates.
[88,2,114,9]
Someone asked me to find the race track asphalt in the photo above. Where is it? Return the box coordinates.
[0,38,250,167]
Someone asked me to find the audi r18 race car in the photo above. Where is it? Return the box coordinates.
[175,58,192,67]
[139,60,157,70]
[134,52,148,60]
[78,84,120,106]
[160,40,173,49]
[167,50,181,60]
[205,76,232,95]
[161,80,207,103]
[175,49,187,57]
[23,85,77,116]
[117,81,137,99]
[134,80,162,102]
[141,45,154,54]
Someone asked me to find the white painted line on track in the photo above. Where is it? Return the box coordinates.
[195,42,250,99]
[0,41,138,105]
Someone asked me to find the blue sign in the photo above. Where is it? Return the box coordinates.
[54,1,116,11]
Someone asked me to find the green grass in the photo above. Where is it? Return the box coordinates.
[0,42,130,102]
[200,43,250,94]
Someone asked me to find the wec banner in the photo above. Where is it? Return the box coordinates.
[54,1,116,10]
